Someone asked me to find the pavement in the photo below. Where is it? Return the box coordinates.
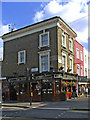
[2,101,47,110]
[1,96,90,119]
[1,95,90,111]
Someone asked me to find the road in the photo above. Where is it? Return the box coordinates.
[2,96,90,120]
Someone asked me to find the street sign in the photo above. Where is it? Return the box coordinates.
[31,68,38,72]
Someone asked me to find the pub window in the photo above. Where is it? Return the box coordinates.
[19,82,27,94]
[55,80,60,94]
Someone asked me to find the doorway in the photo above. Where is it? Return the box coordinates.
[10,83,17,101]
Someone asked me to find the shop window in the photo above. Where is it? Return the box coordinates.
[42,80,52,94]
[55,81,60,94]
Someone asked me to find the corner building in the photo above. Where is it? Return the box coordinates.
[2,16,78,101]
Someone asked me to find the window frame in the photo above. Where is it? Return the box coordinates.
[81,66,83,76]
[39,51,50,73]
[69,56,73,73]
[18,50,26,64]
[69,38,73,52]
[76,48,79,59]
[77,64,80,75]
[62,52,67,72]
[80,51,83,61]
[62,32,66,48]
[85,55,87,64]
[39,32,49,48]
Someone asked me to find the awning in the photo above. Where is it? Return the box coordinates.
[78,82,87,85]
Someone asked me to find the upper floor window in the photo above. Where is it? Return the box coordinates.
[77,64,80,75]
[85,55,87,63]
[81,66,83,76]
[85,68,87,76]
[39,51,50,73]
[62,52,67,72]
[62,32,66,48]
[18,50,26,64]
[69,56,73,73]
[69,38,73,51]
[76,48,79,58]
[80,51,83,60]
[39,32,49,48]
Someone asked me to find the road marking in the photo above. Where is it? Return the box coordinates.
[68,110,88,113]
[35,107,70,110]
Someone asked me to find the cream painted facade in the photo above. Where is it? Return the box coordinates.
[88,51,90,78]
[83,47,88,76]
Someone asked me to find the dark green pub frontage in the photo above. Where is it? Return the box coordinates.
[3,72,87,102]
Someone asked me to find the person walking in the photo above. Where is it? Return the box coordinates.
[85,87,88,97]
[79,87,81,97]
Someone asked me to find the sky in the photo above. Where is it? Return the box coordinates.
[0,0,89,58]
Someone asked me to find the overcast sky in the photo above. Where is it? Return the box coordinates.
[0,0,89,58]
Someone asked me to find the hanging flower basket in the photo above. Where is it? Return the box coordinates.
[69,82,76,86]
[61,82,67,87]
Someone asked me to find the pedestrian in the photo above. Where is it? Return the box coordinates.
[85,87,88,97]
[79,87,81,97]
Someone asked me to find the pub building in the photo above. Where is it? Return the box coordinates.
[1,16,88,101]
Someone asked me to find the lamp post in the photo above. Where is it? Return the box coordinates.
[30,72,32,106]
[25,68,32,106]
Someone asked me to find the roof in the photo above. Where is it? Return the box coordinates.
[2,16,77,39]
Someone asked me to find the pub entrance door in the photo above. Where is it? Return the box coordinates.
[10,83,17,101]
[42,80,53,101]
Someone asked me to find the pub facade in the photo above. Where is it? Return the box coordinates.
[2,16,82,101]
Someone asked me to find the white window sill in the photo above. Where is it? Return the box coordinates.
[18,62,25,65]
[38,45,49,49]
[62,45,66,48]
[69,48,73,52]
